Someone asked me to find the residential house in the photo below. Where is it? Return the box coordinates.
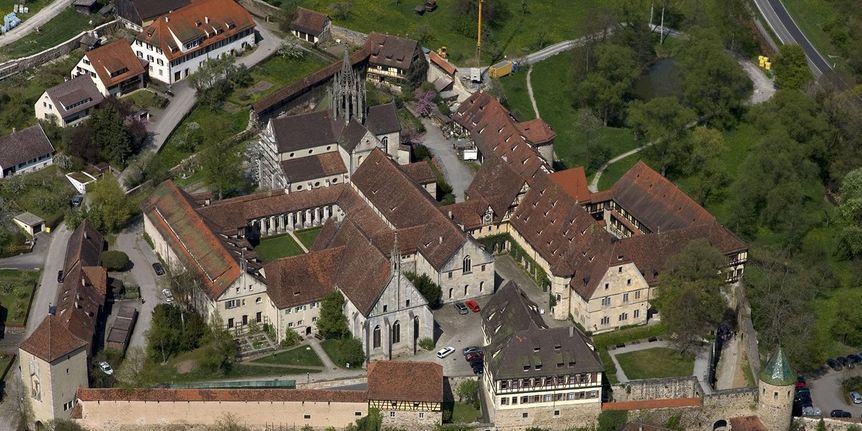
[289,7,331,44]
[367,361,443,428]
[35,75,104,127]
[132,0,256,84]
[365,32,426,88]
[117,0,190,31]
[0,125,55,178]
[72,39,147,97]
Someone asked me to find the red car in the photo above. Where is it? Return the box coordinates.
[466,352,484,363]
[465,299,480,313]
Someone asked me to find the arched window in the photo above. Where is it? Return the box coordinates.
[448,288,453,299]
[392,321,401,344]
[463,256,472,273]
[373,325,381,348]
[479,281,484,292]
[381,136,389,147]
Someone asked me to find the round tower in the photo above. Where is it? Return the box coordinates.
[757,347,795,431]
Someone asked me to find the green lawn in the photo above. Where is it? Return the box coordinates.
[320,338,363,368]
[0,166,77,220]
[121,89,169,111]
[0,54,81,136]
[0,0,51,16]
[0,270,39,327]
[294,227,321,249]
[781,0,848,72]
[255,234,304,262]
[595,154,640,191]
[0,8,94,59]
[449,401,482,423]
[227,54,328,106]
[252,345,323,367]
[297,0,608,65]
[592,323,667,384]
[615,347,695,380]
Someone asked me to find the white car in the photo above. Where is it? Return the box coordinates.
[98,361,113,376]
[436,346,455,359]
[162,288,174,303]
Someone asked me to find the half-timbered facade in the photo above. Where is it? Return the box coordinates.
[368,361,443,429]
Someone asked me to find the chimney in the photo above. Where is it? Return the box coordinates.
[164,16,169,23]
[438,235,443,244]
[205,16,210,24]
[448,210,453,219]
[11,127,15,133]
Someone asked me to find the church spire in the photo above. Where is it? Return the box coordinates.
[331,47,366,124]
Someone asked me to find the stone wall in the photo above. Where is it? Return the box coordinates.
[238,0,280,20]
[0,20,120,81]
[611,377,703,402]
[381,410,441,430]
[493,400,602,430]
[798,417,861,431]
[332,25,367,47]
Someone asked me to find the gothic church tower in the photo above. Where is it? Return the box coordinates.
[332,48,366,124]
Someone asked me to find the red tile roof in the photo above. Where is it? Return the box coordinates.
[263,247,342,309]
[20,315,88,363]
[429,51,456,76]
[516,118,555,145]
[136,0,255,62]
[77,388,368,403]
[399,160,436,185]
[367,361,443,403]
[728,416,768,431]
[55,220,105,348]
[548,167,590,202]
[83,39,146,89]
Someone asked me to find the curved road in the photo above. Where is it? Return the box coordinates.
[0,0,68,48]
[753,0,832,76]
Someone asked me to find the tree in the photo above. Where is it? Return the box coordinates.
[199,131,246,200]
[837,167,862,257]
[686,127,729,204]
[115,346,147,388]
[279,40,306,60]
[89,104,133,166]
[100,250,130,271]
[200,315,237,374]
[87,177,133,233]
[278,0,298,33]
[405,272,442,308]
[574,43,639,126]
[189,56,247,107]
[329,2,352,21]
[628,97,697,175]
[317,291,350,339]
[145,304,207,362]
[653,239,728,353]
[774,44,812,90]
[456,380,479,408]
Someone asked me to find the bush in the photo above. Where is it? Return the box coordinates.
[281,329,300,348]
[598,410,628,431]
[413,143,432,162]
[418,337,435,351]
[101,250,130,271]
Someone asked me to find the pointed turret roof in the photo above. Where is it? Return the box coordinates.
[759,347,795,386]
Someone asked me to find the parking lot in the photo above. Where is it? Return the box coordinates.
[408,295,492,376]
[808,366,862,420]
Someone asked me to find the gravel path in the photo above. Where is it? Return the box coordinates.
[526,65,540,119]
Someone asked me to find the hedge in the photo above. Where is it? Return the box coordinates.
[101,250,130,271]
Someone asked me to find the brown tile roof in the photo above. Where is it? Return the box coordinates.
[271,110,343,153]
[351,149,467,271]
[367,361,443,403]
[136,0,255,62]
[44,75,104,120]
[365,32,419,71]
[83,39,146,89]
[442,199,487,230]
[118,0,189,23]
[548,167,590,202]
[20,315,88,363]
[77,388,368,403]
[366,102,401,135]
[454,92,550,181]
[263,247,342,309]
[142,181,241,300]
[399,160,436,185]
[609,161,715,233]
[728,416,768,431]
[290,7,329,36]
[429,51,456,76]
[601,398,702,411]
[516,118,556,145]
[466,155,525,219]
[0,125,54,170]
[81,266,108,297]
[280,152,347,183]
[55,220,106,347]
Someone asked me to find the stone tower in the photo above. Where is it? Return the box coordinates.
[332,48,366,124]
[757,347,795,431]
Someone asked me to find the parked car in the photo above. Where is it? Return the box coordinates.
[56,270,64,283]
[838,356,851,368]
[436,346,455,359]
[465,299,480,313]
[850,391,862,404]
[827,358,843,371]
[152,262,165,276]
[471,362,484,375]
[848,354,862,365]
[70,195,84,208]
[463,346,482,355]
[802,406,821,417]
[831,410,852,418]
[97,361,113,376]
[465,352,484,363]
[162,288,174,303]
[454,302,468,315]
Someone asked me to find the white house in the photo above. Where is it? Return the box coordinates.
[0,125,55,178]
[71,39,147,97]
[35,75,105,127]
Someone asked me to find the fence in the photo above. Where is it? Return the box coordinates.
[0,19,120,81]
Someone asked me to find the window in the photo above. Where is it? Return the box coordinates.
[600,316,610,325]
[622,293,629,303]
[463,255,472,273]
[355,412,362,416]
[618,266,622,273]
[373,325,381,348]
[479,281,484,292]
[601,297,611,306]
[225,299,240,309]
[419,412,424,418]
[383,305,388,312]
[390,412,396,417]
[448,271,453,279]
[228,318,234,328]
[511,397,517,405]
[635,290,641,299]
[604,283,609,290]
[303,414,311,419]
[634,309,640,318]
[501,397,509,405]
[619,312,628,322]
[256,297,262,304]
[554,410,560,416]
[406,299,410,307]
[392,321,401,343]
[522,413,529,418]
[627,278,632,286]
[481,264,486,271]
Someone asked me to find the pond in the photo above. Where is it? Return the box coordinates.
[633,58,682,100]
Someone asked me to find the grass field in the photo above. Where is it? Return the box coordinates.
[252,345,323,367]
[294,227,321,249]
[0,166,76,222]
[227,53,328,106]
[450,401,482,423]
[297,0,608,65]
[592,323,667,384]
[0,8,93,59]
[0,54,80,136]
[615,347,695,380]
[320,338,363,368]
[121,89,169,111]
[0,270,39,327]
[255,234,304,262]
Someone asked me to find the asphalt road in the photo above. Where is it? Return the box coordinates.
[419,118,474,202]
[25,224,71,337]
[0,232,49,270]
[0,0,68,49]
[116,221,163,350]
[753,0,833,76]
[808,367,862,420]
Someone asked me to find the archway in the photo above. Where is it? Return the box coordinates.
[372,325,381,349]
[712,419,728,430]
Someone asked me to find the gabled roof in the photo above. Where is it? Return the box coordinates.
[83,39,146,89]
[136,0,255,62]
[117,0,189,23]
[516,118,556,145]
[280,151,346,183]
[399,160,436,186]
[270,110,343,153]
[481,281,547,342]
[466,155,525,219]
[548,167,590,202]
[367,361,443,403]
[263,247,342,309]
[44,75,104,120]
[429,51,456,75]
[366,102,401,135]
[20,315,88,363]
[366,32,419,70]
[290,7,329,36]
[442,199,487,230]
[0,125,54,170]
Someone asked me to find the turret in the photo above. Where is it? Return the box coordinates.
[757,347,794,431]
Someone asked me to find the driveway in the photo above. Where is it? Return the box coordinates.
[419,118,474,202]
[115,221,163,350]
[808,367,862,418]
[0,231,50,270]
[409,296,490,377]
[25,224,71,337]
[0,0,67,49]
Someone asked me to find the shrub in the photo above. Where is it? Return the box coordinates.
[281,329,300,348]
[418,337,435,351]
[101,250,130,271]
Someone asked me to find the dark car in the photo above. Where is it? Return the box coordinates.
[465,352,484,363]
[848,354,862,365]
[838,356,851,367]
[463,346,482,355]
[827,358,843,371]
[56,270,64,283]
[471,362,484,375]
[70,195,84,208]
[831,410,852,418]
[152,262,165,276]
[454,302,468,315]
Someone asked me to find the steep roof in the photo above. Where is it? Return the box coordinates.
[290,7,329,36]
[548,167,590,202]
[429,51,456,75]
[280,151,347,183]
[0,125,54,170]
[263,247,342,309]
[136,0,255,62]
[466,155,525,219]
[77,388,367,403]
[442,199,487,230]
[143,181,242,299]
[117,0,189,23]
[270,110,343,153]
[399,160,436,186]
[367,361,443,403]
[481,281,547,342]
[44,75,104,120]
[20,315,88,363]
[759,347,795,386]
[83,39,146,89]
[365,32,419,70]
[366,102,401,135]
[516,118,556,145]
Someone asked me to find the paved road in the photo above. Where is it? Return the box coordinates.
[714,334,743,390]
[0,232,49,270]
[0,0,67,49]
[418,118,474,202]
[25,224,71,337]
[116,221,162,350]
[809,367,862,418]
[753,0,833,76]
